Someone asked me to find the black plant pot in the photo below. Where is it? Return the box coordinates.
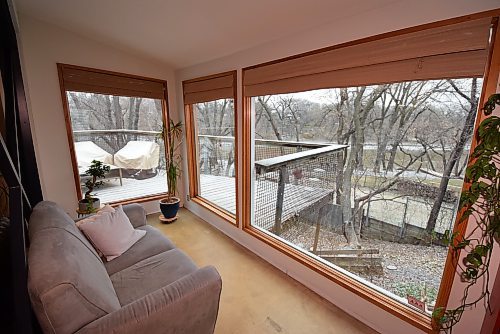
[159,197,180,221]
[78,198,100,213]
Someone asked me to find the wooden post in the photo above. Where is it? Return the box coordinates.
[365,200,371,227]
[312,219,321,254]
[274,166,287,235]
[400,197,409,238]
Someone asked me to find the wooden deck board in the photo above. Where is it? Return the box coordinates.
[93,173,332,230]
[90,173,167,203]
[199,174,237,214]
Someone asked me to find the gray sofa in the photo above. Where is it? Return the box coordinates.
[27,201,222,334]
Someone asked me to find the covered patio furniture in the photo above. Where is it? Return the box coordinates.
[75,141,122,186]
[114,141,160,170]
[74,141,114,166]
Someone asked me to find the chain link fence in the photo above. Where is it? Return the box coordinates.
[366,196,457,237]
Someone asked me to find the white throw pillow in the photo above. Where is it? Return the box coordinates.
[75,204,115,227]
[77,205,146,261]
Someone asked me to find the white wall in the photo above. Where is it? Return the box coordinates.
[176,1,500,333]
[17,14,177,217]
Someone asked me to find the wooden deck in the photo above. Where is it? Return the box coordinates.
[90,172,167,203]
[199,174,332,230]
[199,174,236,214]
[94,172,332,231]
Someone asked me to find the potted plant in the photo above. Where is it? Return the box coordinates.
[159,120,183,222]
[79,160,110,213]
[432,93,500,332]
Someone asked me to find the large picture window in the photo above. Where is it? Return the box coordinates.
[242,17,496,330]
[58,64,169,204]
[251,77,481,311]
[183,71,237,221]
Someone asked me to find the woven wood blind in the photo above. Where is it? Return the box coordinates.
[61,66,166,99]
[183,71,236,105]
[243,18,492,96]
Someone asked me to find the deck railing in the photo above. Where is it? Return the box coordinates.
[195,134,347,233]
[198,135,235,177]
[254,143,347,233]
[73,129,162,153]
[196,134,341,176]
[73,130,347,233]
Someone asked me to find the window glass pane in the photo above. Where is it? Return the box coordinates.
[193,99,236,214]
[251,78,482,314]
[67,92,166,202]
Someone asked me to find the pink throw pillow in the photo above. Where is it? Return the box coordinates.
[77,205,146,261]
[75,204,115,227]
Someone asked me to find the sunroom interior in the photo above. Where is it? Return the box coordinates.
[1,0,500,333]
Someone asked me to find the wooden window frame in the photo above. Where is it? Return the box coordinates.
[57,63,170,205]
[241,11,500,332]
[183,71,239,225]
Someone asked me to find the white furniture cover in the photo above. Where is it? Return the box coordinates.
[75,141,113,168]
[114,141,160,170]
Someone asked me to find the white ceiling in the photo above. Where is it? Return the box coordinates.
[14,0,399,69]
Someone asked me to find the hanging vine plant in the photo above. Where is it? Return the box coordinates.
[432,93,500,332]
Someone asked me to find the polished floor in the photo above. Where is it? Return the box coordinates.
[148,209,378,334]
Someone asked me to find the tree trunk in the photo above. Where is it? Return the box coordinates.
[373,110,398,173]
[341,91,366,248]
[386,128,403,172]
[133,98,142,139]
[127,97,136,130]
[112,96,125,148]
[341,86,386,247]
[356,131,365,171]
[426,79,478,232]
[258,97,282,141]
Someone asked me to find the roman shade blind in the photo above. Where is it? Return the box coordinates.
[243,18,492,96]
[60,65,166,99]
[183,71,236,105]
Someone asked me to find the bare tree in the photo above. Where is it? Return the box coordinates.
[384,81,445,172]
[68,93,155,152]
[370,81,442,173]
[256,96,283,141]
[195,99,235,176]
[339,85,387,247]
[425,78,479,233]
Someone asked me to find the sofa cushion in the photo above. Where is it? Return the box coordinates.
[104,225,176,275]
[28,228,121,334]
[110,248,198,306]
[29,201,102,263]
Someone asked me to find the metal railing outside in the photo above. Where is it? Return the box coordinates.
[254,143,347,233]
[198,135,235,177]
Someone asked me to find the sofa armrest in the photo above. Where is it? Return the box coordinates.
[77,266,222,334]
[122,203,147,228]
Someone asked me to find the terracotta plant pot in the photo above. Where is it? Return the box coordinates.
[159,197,180,220]
[78,198,100,213]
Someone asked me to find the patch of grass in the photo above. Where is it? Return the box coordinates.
[393,282,438,302]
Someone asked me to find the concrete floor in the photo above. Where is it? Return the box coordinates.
[148,208,379,334]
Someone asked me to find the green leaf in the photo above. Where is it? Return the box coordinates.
[474,245,490,257]
[465,267,479,279]
[464,253,482,267]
